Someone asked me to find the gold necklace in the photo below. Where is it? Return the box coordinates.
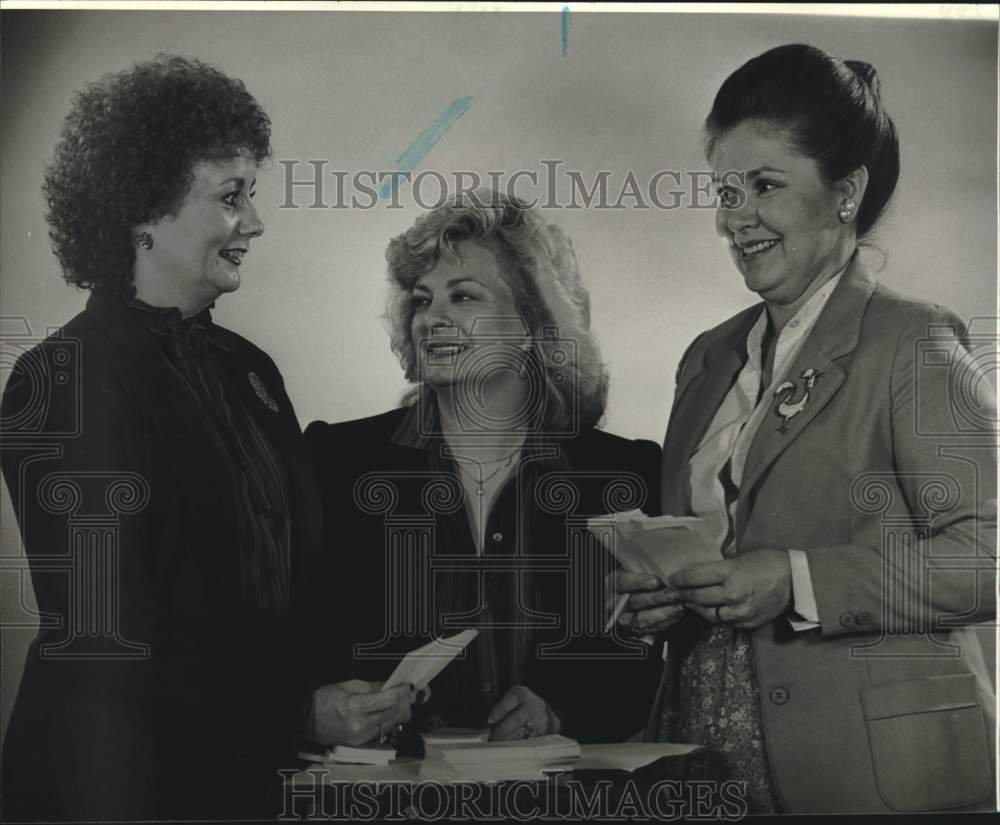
[452,453,519,497]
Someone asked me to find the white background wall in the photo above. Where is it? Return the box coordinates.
[2,8,997,736]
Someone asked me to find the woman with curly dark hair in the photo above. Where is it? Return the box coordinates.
[0,55,414,821]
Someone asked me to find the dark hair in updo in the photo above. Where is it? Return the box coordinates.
[43,54,272,293]
[705,44,899,238]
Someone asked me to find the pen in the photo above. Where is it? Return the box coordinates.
[605,592,630,633]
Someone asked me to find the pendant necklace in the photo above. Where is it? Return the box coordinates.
[452,451,520,496]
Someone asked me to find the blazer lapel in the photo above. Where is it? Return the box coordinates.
[736,260,878,526]
[661,309,758,516]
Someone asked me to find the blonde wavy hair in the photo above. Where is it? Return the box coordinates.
[384,190,608,433]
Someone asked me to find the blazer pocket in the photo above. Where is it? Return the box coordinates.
[861,673,991,812]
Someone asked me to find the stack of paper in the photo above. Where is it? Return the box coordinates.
[587,511,723,627]
[297,744,397,766]
[328,745,396,766]
[588,510,722,578]
[421,734,580,781]
[384,629,479,691]
[422,727,490,745]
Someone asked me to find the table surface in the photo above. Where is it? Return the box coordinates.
[290,742,701,785]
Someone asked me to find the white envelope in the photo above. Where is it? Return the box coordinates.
[383,629,479,691]
[586,511,722,585]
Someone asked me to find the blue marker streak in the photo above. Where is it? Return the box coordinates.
[562,6,569,57]
[379,94,477,201]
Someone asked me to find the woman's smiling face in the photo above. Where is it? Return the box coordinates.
[409,240,527,390]
[145,155,264,312]
[712,119,854,313]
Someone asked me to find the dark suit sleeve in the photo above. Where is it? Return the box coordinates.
[1,341,163,818]
[635,437,662,517]
[298,420,356,687]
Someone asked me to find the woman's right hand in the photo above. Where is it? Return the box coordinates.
[609,570,686,634]
[308,680,415,746]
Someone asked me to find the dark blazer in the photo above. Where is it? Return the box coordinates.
[0,290,322,821]
[656,258,996,813]
[305,406,663,743]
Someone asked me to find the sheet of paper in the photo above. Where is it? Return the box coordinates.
[574,742,701,772]
[290,757,423,785]
[422,727,490,745]
[327,745,396,766]
[418,759,577,783]
[429,734,580,765]
[586,511,723,585]
[383,629,478,691]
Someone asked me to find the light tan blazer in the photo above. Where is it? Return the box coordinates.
[658,258,996,813]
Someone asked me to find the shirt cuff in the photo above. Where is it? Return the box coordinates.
[787,549,820,631]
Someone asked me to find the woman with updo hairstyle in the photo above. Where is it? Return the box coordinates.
[0,56,413,821]
[306,191,662,745]
[615,44,995,813]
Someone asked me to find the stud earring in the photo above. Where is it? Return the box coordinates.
[838,199,856,223]
[134,232,154,250]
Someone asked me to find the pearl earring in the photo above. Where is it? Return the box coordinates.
[134,232,154,250]
[838,199,856,223]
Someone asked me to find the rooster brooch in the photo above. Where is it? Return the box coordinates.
[773,368,822,433]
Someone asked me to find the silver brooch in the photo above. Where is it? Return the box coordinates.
[774,368,821,432]
[248,371,279,413]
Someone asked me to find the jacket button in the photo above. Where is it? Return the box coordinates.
[491,532,503,543]
[769,687,790,705]
[483,682,494,693]
[856,611,871,626]
[839,613,855,627]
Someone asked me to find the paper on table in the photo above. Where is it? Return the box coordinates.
[421,734,581,783]
[383,629,478,691]
[327,745,396,766]
[428,734,580,765]
[291,758,423,785]
[295,745,396,766]
[574,742,701,772]
[419,759,576,783]
[422,727,490,745]
[587,511,723,586]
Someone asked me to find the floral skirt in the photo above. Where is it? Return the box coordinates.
[656,623,779,814]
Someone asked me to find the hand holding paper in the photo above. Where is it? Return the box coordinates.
[308,679,413,746]
[587,511,723,632]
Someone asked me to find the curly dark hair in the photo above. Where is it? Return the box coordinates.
[43,54,272,293]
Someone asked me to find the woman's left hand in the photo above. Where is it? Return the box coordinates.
[668,549,792,630]
[487,685,560,741]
